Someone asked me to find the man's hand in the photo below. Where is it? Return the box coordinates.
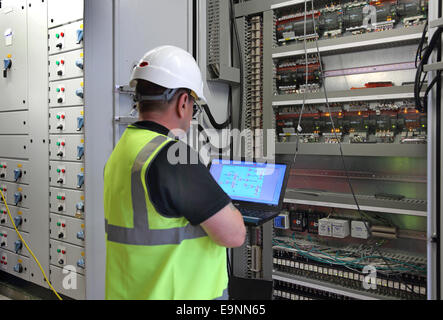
[200,203,246,248]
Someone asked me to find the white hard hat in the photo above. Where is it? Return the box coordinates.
[129,45,207,104]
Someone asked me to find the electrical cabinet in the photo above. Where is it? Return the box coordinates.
[0,0,28,111]
[48,49,84,81]
[49,239,85,275]
[48,20,83,55]
[224,0,437,300]
[0,250,31,281]
[49,107,84,133]
[49,79,84,108]
[49,187,84,219]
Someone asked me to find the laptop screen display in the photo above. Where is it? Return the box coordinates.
[209,159,287,206]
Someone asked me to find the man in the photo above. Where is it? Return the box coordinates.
[104,45,246,300]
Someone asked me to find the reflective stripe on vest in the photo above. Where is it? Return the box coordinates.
[105,135,207,246]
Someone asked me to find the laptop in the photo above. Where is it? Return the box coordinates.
[209,158,290,226]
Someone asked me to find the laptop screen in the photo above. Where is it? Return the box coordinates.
[209,159,287,206]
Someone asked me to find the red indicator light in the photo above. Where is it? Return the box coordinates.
[139,61,149,67]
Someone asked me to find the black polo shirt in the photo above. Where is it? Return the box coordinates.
[132,120,231,225]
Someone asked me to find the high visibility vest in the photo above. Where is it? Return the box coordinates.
[104,125,228,299]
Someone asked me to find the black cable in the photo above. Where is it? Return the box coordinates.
[230,0,244,130]
[415,26,443,112]
[201,104,231,130]
[415,20,428,68]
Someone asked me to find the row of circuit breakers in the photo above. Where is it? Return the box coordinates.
[276,0,428,45]
[47,15,86,299]
[0,1,86,299]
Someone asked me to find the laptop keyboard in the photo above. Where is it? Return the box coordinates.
[240,208,273,219]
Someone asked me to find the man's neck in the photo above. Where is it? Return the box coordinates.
[138,116,175,132]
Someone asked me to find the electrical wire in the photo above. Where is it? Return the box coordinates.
[0,189,62,300]
[230,0,244,131]
[301,0,422,292]
[415,25,443,112]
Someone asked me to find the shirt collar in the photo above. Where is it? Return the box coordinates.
[131,120,171,136]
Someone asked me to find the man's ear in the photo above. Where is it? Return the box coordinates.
[175,92,189,119]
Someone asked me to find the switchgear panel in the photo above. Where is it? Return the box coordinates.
[50,239,85,275]
[49,188,85,219]
[0,111,28,135]
[49,79,84,108]
[0,159,29,184]
[48,0,84,28]
[0,0,28,111]
[49,135,85,162]
[50,213,85,247]
[0,250,30,281]
[48,50,84,81]
[49,107,84,134]
[48,20,84,55]
[49,161,85,190]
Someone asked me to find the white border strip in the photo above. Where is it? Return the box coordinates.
[272,33,423,58]
[270,0,312,10]
[283,198,427,217]
[272,92,417,106]
[272,274,381,300]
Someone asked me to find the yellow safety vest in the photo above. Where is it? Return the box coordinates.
[104,125,228,299]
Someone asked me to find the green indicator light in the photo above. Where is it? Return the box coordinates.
[56,142,60,146]
[56,88,60,93]
[57,169,61,173]
[56,61,60,66]
[56,34,60,39]
[57,222,61,227]
[56,115,60,119]
[57,249,61,253]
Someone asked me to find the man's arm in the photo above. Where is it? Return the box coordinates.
[201,203,246,248]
